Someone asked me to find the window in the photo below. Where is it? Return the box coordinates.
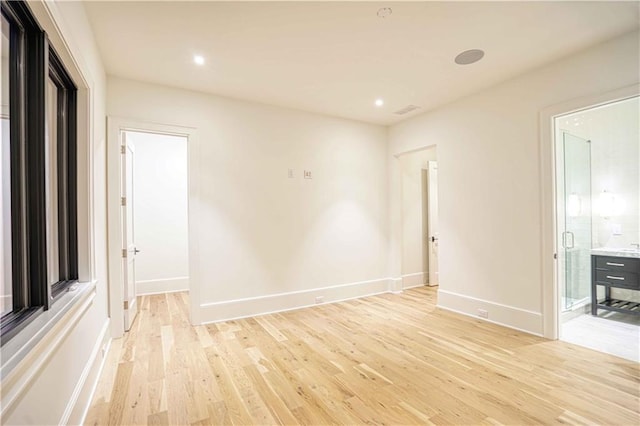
[1,1,77,342]
[47,49,78,298]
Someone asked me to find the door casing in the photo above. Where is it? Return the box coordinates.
[106,117,200,338]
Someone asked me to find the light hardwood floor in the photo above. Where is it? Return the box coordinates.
[85,287,640,425]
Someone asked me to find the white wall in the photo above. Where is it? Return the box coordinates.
[0,1,109,425]
[399,148,437,288]
[389,31,640,335]
[107,77,389,323]
[126,131,189,295]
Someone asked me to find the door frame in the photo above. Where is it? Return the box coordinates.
[107,117,200,338]
[539,84,639,340]
[393,145,438,292]
[425,160,439,286]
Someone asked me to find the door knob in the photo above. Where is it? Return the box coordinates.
[431,236,438,242]
[134,248,141,254]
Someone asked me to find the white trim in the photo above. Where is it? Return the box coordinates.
[107,118,199,336]
[402,272,426,289]
[437,289,543,336]
[200,278,391,324]
[60,319,111,426]
[78,336,112,426]
[136,277,189,296]
[538,84,640,339]
[0,283,97,418]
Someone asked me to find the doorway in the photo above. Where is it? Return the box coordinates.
[399,147,439,289]
[554,96,640,361]
[124,131,189,297]
[107,118,196,338]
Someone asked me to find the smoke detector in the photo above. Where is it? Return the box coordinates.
[377,7,392,18]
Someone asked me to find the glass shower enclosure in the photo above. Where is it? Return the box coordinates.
[557,132,592,311]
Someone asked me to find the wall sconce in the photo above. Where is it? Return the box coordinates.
[599,190,616,218]
[566,193,581,217]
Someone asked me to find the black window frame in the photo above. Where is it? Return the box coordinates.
[1,0,78,343]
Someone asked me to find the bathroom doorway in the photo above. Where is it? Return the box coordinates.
[554,96,640,361]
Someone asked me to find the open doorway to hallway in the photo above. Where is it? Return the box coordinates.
[398,147,438,290]
[107,118,194,337]
[124,131,190,298]
[554,96,639,362]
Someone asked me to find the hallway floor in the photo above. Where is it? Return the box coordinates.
[85,288,639,425]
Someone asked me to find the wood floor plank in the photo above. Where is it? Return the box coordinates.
[85,287,640,425]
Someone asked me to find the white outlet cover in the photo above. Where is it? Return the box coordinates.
[611,223,622,235]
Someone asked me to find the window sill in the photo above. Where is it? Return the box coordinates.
[0,280,97,414]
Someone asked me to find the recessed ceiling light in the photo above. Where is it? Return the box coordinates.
[375,99,384,107]
[377,7,392,18]
[454,49,485,65]
[193,55,205,65]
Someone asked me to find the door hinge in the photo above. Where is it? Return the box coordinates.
[121,197,126,206]
[122,249,127,258]
[554,253,558,260]
[121,145,126,154]
[124,300,129,309]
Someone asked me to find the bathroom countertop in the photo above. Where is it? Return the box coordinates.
[591,248,640,259]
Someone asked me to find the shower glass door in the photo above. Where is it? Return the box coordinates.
[561,132,592,310]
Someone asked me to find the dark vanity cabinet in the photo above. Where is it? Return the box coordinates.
[591,254,640,316]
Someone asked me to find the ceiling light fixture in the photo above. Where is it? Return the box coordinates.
[377,7,392,18]
[193,55,205,65]
[375,99,384,107]
[454,49,485,65]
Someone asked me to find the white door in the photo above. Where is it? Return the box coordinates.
[122,132,139,330]
[427,161,439,286]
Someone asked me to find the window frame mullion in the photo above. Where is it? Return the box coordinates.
[24,29,50,309]
[7,8,27,312]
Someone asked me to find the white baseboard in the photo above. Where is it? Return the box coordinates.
[199,278,391,324]
[136,277,189,295]
[62,319,111,426]
[437,289,543,336]
[402,272,426,289]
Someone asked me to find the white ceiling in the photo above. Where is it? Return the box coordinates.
[84,1,640,125]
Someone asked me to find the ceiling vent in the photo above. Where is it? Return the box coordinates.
[394,105,421,115]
